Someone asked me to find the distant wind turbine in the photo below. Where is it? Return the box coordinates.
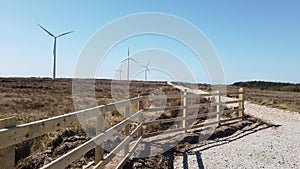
[116,67,123,80]
[38,24,73,79]
[121,48,137,80]
[141,61,150,81]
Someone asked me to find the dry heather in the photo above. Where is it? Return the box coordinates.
[0,78,180,168]
[0,78,178,124]
[226,85,300,113]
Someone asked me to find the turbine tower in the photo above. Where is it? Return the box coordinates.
[116,67,123,80]
[38,24,73,79]
[121,48,137,80]
[141,61,150,81]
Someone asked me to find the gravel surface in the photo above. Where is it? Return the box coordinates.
[169,83,300,169]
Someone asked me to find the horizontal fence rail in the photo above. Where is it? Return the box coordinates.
[0,88,244,169]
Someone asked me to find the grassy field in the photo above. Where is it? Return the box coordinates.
[226,85,300,113]
[1,78,298,168]
[174,81,300,113]
[0,78,179,124]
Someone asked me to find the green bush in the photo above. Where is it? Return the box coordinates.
[233,81,300,92]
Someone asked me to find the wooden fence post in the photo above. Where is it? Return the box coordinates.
[137,96,143,138]
[182,90,187,132]
[0,117,16,169]
[216,90,221,126]
[124,104,130,155]
[95,114,105,164]
[239,88,245,118]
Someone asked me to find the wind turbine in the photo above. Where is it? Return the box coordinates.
[121,48,137,80]
[38,24,73,80]
[141,61,150,81]
[116,67,123,80]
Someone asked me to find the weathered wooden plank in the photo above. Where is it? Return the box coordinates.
[225,91,244,95]
[144,106,183,112]
[124,106,130,155]
[137,97,143,138]
[41,110,144,169]
[186,91,244,98]
[95,136,133,169]
[0,96,144,149]
[94,123,143,169]
[182,90,187,132]
[143,112,218,125]
[0,112,79,149]
[239,88,245,117]
[116,136,143,169]
[147,95,181,99]
[95,114,105,164]
[83,161,95,169]
[216,90,221,126]
[0,117,16,169]
[0,117,16,129]
[224,100,244,104]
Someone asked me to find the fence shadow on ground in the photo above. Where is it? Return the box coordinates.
[128,115,279,169]
[179,117,279,169]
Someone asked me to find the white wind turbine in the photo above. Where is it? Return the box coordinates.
[141,61,150,81]
[116,67,123,80]
[38,24,73,79]
[121,48,137,80]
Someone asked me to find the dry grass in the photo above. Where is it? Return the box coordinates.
[226,85,300,113]
[0,77,181,168]
[175,81,300,113]
[0,78,74,123]
[0,78,179,124]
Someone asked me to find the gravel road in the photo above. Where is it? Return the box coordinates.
[169,83,300,169]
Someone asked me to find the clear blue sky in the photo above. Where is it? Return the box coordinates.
[1,0,299,84]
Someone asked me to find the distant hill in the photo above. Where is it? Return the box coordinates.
[232,81,300,92]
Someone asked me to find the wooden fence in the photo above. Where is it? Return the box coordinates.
[0,88,244,169]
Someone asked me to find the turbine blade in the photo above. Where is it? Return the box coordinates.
[129,58,137,63]
[57,31,74,38]
[120,58,128,63]
[38,24,55,37]
[128,47,129,56]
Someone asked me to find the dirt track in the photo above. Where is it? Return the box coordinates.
[170,83,300,169]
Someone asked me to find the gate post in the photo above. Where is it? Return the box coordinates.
[95,114,105,164]
[124,104,130,155]
[238,88,245,118]
[0,117,16,169]
[137,95,143,138]
[182,90,187,132]
[216,90,221,126]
